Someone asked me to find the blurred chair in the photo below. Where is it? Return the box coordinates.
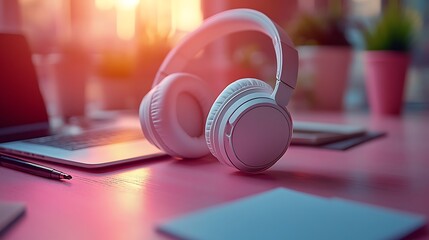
[0,33,50,142]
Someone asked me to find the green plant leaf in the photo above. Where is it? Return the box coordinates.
[287,0,350,46]
[364,0,418,51]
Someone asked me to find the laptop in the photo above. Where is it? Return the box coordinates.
[0,119,166,168]
[0,33,165,168]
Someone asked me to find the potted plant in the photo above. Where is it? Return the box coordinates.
[362,0,419,115]
[288,1,353,111]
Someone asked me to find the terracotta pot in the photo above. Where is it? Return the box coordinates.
[364,51,410,115]
[297,46,353,111]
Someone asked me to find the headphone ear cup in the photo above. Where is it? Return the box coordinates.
[140,85,162,149]
[139,73,215,158]
[205,78,273,161]
[205,78,292,172]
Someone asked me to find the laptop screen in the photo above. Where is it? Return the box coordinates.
[0,33,49,142]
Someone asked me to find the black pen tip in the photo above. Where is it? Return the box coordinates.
[63,174,72,180]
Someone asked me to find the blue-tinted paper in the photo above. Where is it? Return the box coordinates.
[158,188,425,240]
[0,202,26,234]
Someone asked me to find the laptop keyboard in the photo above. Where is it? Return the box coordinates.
[24,128,144,151]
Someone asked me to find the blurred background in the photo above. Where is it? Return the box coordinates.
[0,0,428,123]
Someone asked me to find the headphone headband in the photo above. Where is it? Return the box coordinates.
[154,8,298,106]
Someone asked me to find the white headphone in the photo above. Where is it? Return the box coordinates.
[139,8,298,173]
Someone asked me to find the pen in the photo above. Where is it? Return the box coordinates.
[0,154,72,180]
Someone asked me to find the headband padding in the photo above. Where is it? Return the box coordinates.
[149,73,215,158]
[205,78,273,158]
[154,9,296,89]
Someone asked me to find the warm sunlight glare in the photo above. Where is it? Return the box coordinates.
[172,0,203,32]
[116,0,139,40]
[95,0,115,10]
[139,0,173,44]
[117,0,140,9]
[114,168,151,213]
[95,0,202,42]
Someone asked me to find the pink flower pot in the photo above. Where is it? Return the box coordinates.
[313,47,352,111]
[296,46,352,111]
[364,51,410,116]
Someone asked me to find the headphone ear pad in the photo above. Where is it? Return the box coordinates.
[205,78,273,158]
[140,73,215,158]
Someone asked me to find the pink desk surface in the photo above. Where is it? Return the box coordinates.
[1,112,428,240]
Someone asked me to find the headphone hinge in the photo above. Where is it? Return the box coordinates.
[272,80,293,107]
